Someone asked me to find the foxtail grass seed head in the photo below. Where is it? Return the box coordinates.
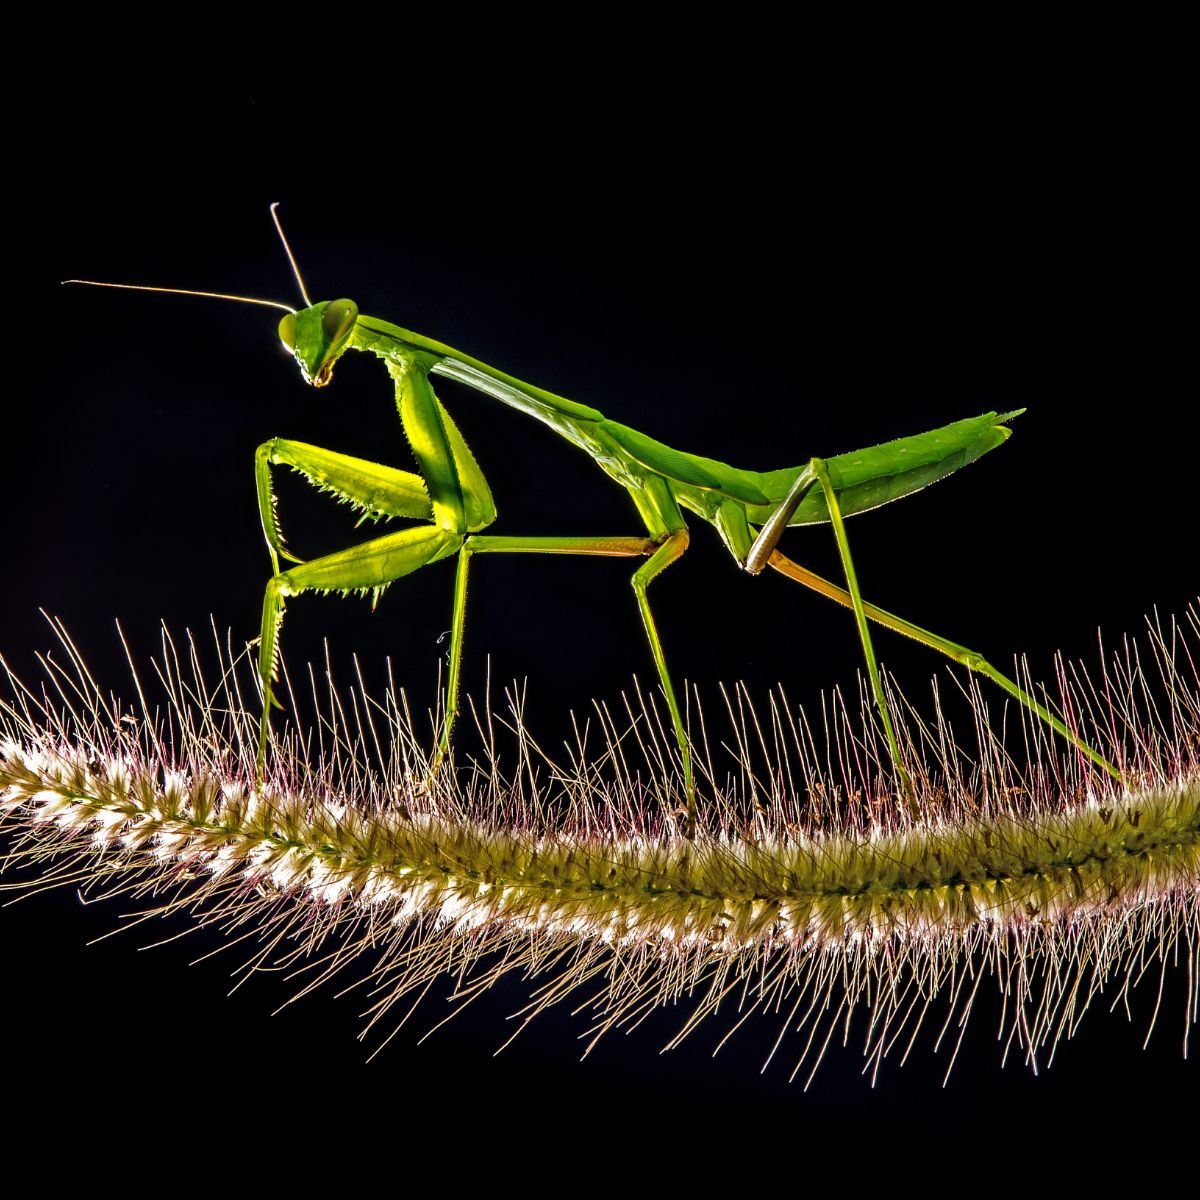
[1,609,1198,1084]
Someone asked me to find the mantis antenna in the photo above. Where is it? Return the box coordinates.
[62,203,311,313]
[60,279,297,313]
[269,202,312,308]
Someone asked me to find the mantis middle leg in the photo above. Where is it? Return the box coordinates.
[439,525,696,832]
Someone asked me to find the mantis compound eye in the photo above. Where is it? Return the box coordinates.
[321,298,359,345]
[277,312,297,351]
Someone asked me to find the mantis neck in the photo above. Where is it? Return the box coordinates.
[351,314,606,450]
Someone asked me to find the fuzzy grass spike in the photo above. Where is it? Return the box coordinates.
[1,608,1198,1083]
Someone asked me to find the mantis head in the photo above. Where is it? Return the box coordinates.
[277,299,360,388]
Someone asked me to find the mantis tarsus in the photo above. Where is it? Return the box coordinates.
[68,207,1123,833]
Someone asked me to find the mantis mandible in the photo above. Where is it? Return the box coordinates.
[67,206,1122,833]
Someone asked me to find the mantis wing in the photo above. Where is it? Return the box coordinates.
[749,409,1024,525]
[600,411,1021,519]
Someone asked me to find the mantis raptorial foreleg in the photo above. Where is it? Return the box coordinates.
[253,435,463,777]
[257,523,463,772]
[765,550,1125,783]
[256,438,434,572]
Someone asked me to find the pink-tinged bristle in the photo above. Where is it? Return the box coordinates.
[1,607,1198,1083]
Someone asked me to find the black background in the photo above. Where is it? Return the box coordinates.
[4,86,1197,1158]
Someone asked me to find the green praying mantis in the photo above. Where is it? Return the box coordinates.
[67,206,1122,833]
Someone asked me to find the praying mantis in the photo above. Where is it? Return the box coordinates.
[67,207,1122,833]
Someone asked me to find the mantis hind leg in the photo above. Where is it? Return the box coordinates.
[810,458,915,807]
[747,459,915,806]
[256,524,462,779]
[765,549,1125,786]
[744,456,1122,797]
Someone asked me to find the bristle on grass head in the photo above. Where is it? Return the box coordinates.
[1,609,1198,1084]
